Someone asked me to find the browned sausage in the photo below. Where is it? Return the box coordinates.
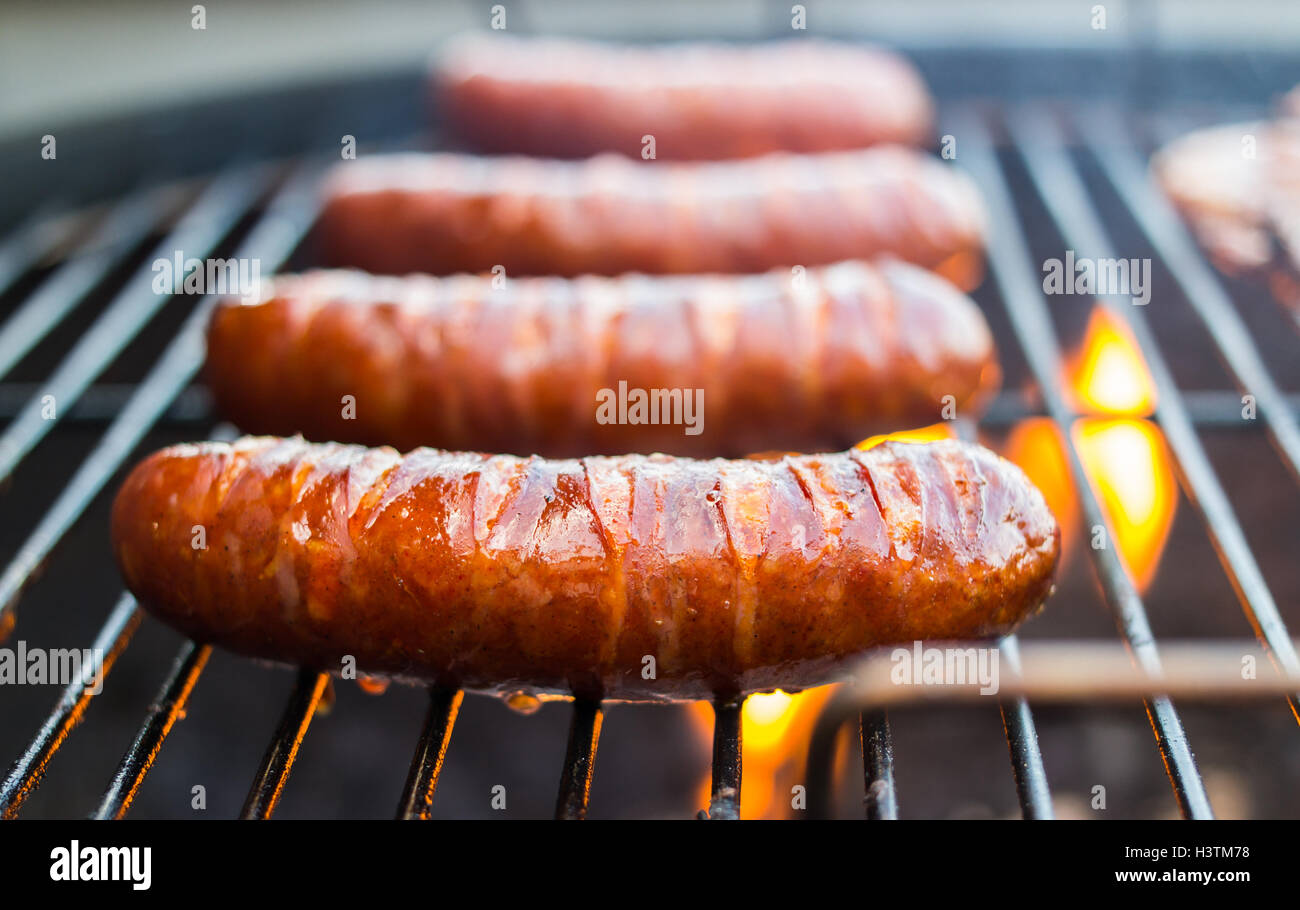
[1153,98,1300,322]
[205,261,999,458]
[1152,120,1278,274]
[316,148,987,290]
[110,436,1060,701]
[434,35,934,159]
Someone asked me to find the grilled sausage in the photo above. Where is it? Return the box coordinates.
[1153,100,1300,322]
[434,35,934,159]
[110,436,1060,701]
[316,148,988,290]
[205,261,1000,458]
[1152,120,1278,274]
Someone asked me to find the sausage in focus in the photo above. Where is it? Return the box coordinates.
[111,436,1060,701]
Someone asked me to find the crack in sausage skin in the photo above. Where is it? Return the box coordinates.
[434,36,935,160]
[315,147,987,290]
[111,436,1059,701]
[205,261,1000,458]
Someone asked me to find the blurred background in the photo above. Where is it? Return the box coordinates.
[0,0,1297,820]
[3,0,1300,138]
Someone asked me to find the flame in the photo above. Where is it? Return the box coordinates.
[1073,419,1177,591]
[686,686,840,819]
[856,422,956,451]
[686,702,713,811]
[1003,418,1078,566]
[1046,303,1176,592]
[1069,307,1157,416]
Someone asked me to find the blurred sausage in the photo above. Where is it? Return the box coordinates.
[434,35,934,159]
[1153,94,1300,322]
[316,148,987,289]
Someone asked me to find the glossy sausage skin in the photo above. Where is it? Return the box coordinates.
[205,261,1000,458]
[316,149,987,290]
[111,436,1060,701]
[434,35,934,159]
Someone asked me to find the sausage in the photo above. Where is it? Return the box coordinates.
[110,436,1060,701]
[315,148,988,290]
[1152,120,1278,274]
[433,35,934,159]
[205,260,1000,458]
[1153,98,1300,322]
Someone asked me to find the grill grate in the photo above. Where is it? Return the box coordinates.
[0,100,1297,820]
[396,688,464,821]
[961,113,1210,818]
[240,669,331,820]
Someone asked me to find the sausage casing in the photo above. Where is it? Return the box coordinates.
[316,148,987,289]
[111,436,1060,701]
[434,35,934,159]
[206,261,1000,457]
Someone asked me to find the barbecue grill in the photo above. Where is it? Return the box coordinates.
[1,20,1299,821]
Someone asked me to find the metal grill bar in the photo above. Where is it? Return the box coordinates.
[807,638,1300,817]
[0,167,323,815]
[0,167,321,628]
[1087,107,1300,484]
[954,415,1055,820]
[92,640,212,820]
[0,168,269,485]
[705,698,743,820]
[240,669,330,820]
[0,201,74,298]
[4,384,1295,428]
[0,190,166,381]
[0,592,141,817]
[997,636,1054,819]
[0,383,207,422]
[1010,108,1300,722]
[860,710,898,819]
[554,699,603,820]
[396,688,463,820]
[958,114,1213,819]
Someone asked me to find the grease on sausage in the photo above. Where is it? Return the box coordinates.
[206,260,999,457]
[111,436,1059,701]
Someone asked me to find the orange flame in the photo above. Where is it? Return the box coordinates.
[1073,418,1177,591]
[1067,307,1175,591]
[1006,303,1174,592]
[856,422,956,451]
[1004,418,1079,567]
[1069,307,1157,416]
[686,686,840,819]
